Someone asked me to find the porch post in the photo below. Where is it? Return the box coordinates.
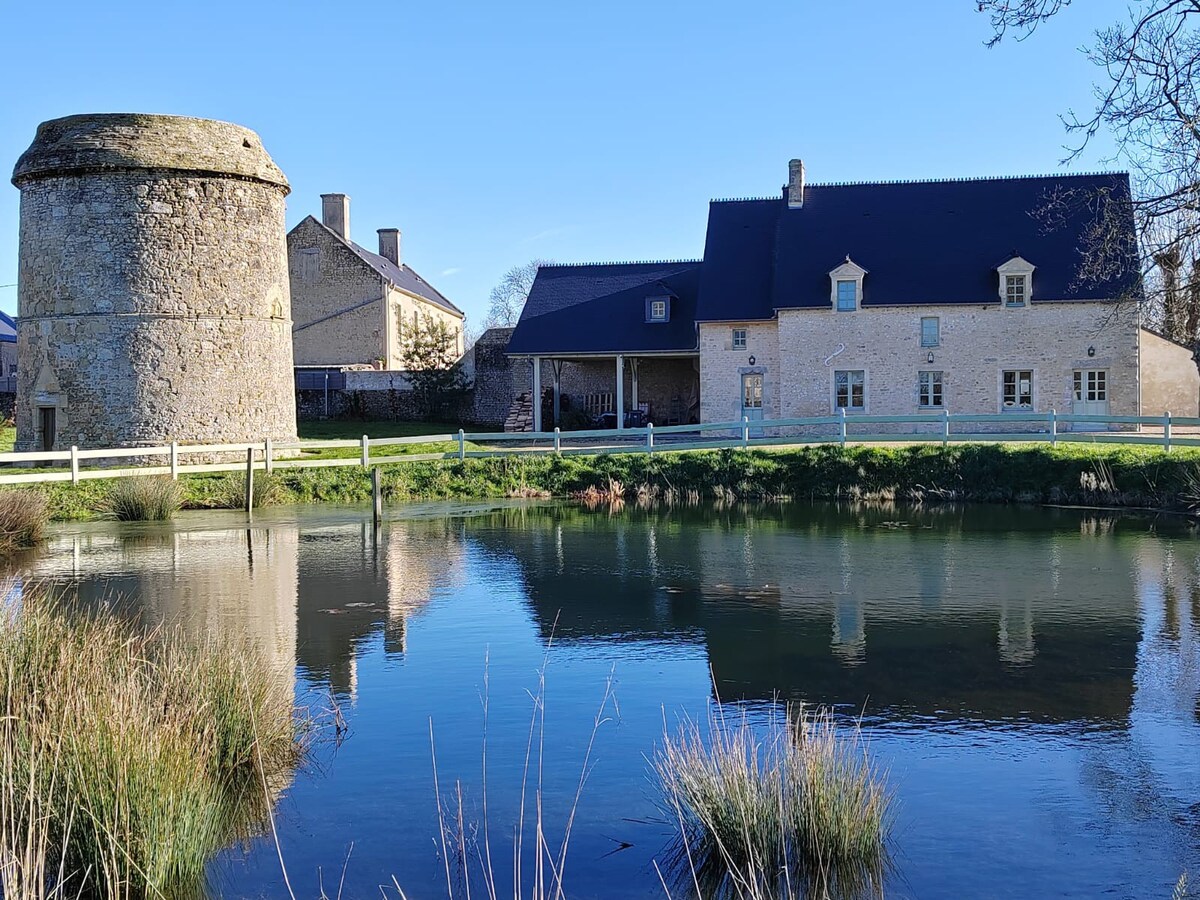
[616,354,625,430]
[532,357,542,433]
[551,360,563,427]
[630,358,639,412]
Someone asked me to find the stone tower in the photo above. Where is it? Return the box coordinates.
[10,113,298,451]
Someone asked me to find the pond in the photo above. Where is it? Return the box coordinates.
[11,501,1200,899]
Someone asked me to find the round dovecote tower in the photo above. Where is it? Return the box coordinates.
[10,113,298,451]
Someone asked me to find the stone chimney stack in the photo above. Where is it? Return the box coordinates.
[321,193,350,240]
[377,228,401,266]
[787,159,806,209]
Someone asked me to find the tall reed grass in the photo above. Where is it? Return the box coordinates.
[0,592,303,899]
[654,703,891,899]
[104,476,183,521]
[0,491,48,555]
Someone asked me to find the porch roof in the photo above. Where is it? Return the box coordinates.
[506,261,701,356]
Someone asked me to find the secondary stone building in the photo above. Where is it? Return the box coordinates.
[507,162,1200,431]
[288,194,464,371]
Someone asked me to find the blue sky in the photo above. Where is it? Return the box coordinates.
[0,0,1127,324]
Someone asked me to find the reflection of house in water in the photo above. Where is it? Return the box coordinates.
[294,518,467,695]
[482,504,1165,723]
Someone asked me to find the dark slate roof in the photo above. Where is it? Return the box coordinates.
[698,172,1141,320]
[506,261,702,355]
[298,216,463,317]
[0,311,15,343]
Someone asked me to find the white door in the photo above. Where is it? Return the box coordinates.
[1072,370,1109,426]
[742,373,764,422]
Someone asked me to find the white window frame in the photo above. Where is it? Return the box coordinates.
[1073,369,1108,402]
[649,299,667,321]
[918,370,944,408]
[828,258,867,311]
[833,369,866,411]
[1001,369,1034,411]
[997,256,1035,307]
[742,372,764,410]
[920,316,940,347]
[732,328,747,350]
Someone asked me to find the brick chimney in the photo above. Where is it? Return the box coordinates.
[377,228,401,266]
[787,159,806,209]
[321,193,350,240]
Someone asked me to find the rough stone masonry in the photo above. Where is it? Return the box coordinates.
[10,113,298,450]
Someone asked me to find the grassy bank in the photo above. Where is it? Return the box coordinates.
[0,594,303,898]
[12,443,1200,521]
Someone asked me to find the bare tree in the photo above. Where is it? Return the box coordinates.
[978,0,1200,354]
[484,259,552,329]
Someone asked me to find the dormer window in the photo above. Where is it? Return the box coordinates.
[997,256,1035,308]
[828,257,867,311]
[646,296,670,322]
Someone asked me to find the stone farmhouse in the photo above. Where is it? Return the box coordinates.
[288,194,464,372]
[506,161,1200,431]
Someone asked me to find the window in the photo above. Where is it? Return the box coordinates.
[732,328,747,350]
[1073,370,1107,402]
[298,248,320,284]
[1002,370,1033,409]
[584,392,614,415]
[649,299,667,321]
[1005,275,1027,308]
[918,371,943,408]
[834,370,865,410]
[920,317,940,347]
[836,280,857,311]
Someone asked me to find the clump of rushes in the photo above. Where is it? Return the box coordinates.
[215,470,285,510]
[0,593,303,898]
[105,476,183,521]
[655,703,892,899]
[0,491,48,554]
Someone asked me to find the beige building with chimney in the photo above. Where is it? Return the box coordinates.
[287,193,464,370]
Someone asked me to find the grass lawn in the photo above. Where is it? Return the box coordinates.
[295,420,474,460]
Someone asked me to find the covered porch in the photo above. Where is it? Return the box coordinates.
[523,353,700,432]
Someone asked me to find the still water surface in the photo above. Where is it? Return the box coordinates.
[14,502,1200,898]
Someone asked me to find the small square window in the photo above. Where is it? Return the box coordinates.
[836,280,857,311]
[1005,275,1027,307]
[732,328,747,350]
[918,371,943,408]
[649,299,667,321]
[920,317,940,347]
[834,369,865,410]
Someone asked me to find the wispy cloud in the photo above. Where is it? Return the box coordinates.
[521,226,572,245]
[440,267,462,277]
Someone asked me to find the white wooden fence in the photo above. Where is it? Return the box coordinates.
[1,408,1198,487]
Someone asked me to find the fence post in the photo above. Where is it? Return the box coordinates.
[244,447,255,514]
[742,416,750,448]
[170,441,179,481]
[264,438,273,475]
[1165,410,1173,453]
[1049,409,1057,447]
[646,422,654,454]
[942,408,950,448]
[361,434,370,468]
[69,446,79,485]
[553,427,561,455]
[371,467,382,528]
[839,407,847,448]
[457,429,466,461]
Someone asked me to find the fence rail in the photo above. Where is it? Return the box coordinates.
[2,409,1198,487]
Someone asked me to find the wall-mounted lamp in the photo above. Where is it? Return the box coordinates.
[927,351,935,364]
[748,355,756,366]
[1087,345,1096,357]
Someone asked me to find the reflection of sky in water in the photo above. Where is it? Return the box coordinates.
[14,501,1200,899]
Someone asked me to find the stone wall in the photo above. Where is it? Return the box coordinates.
[466,327,520,425]
[700,302,1141,432]
[289,218,386,367]
[1140,328,1199,417]
[12,113,297,450]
